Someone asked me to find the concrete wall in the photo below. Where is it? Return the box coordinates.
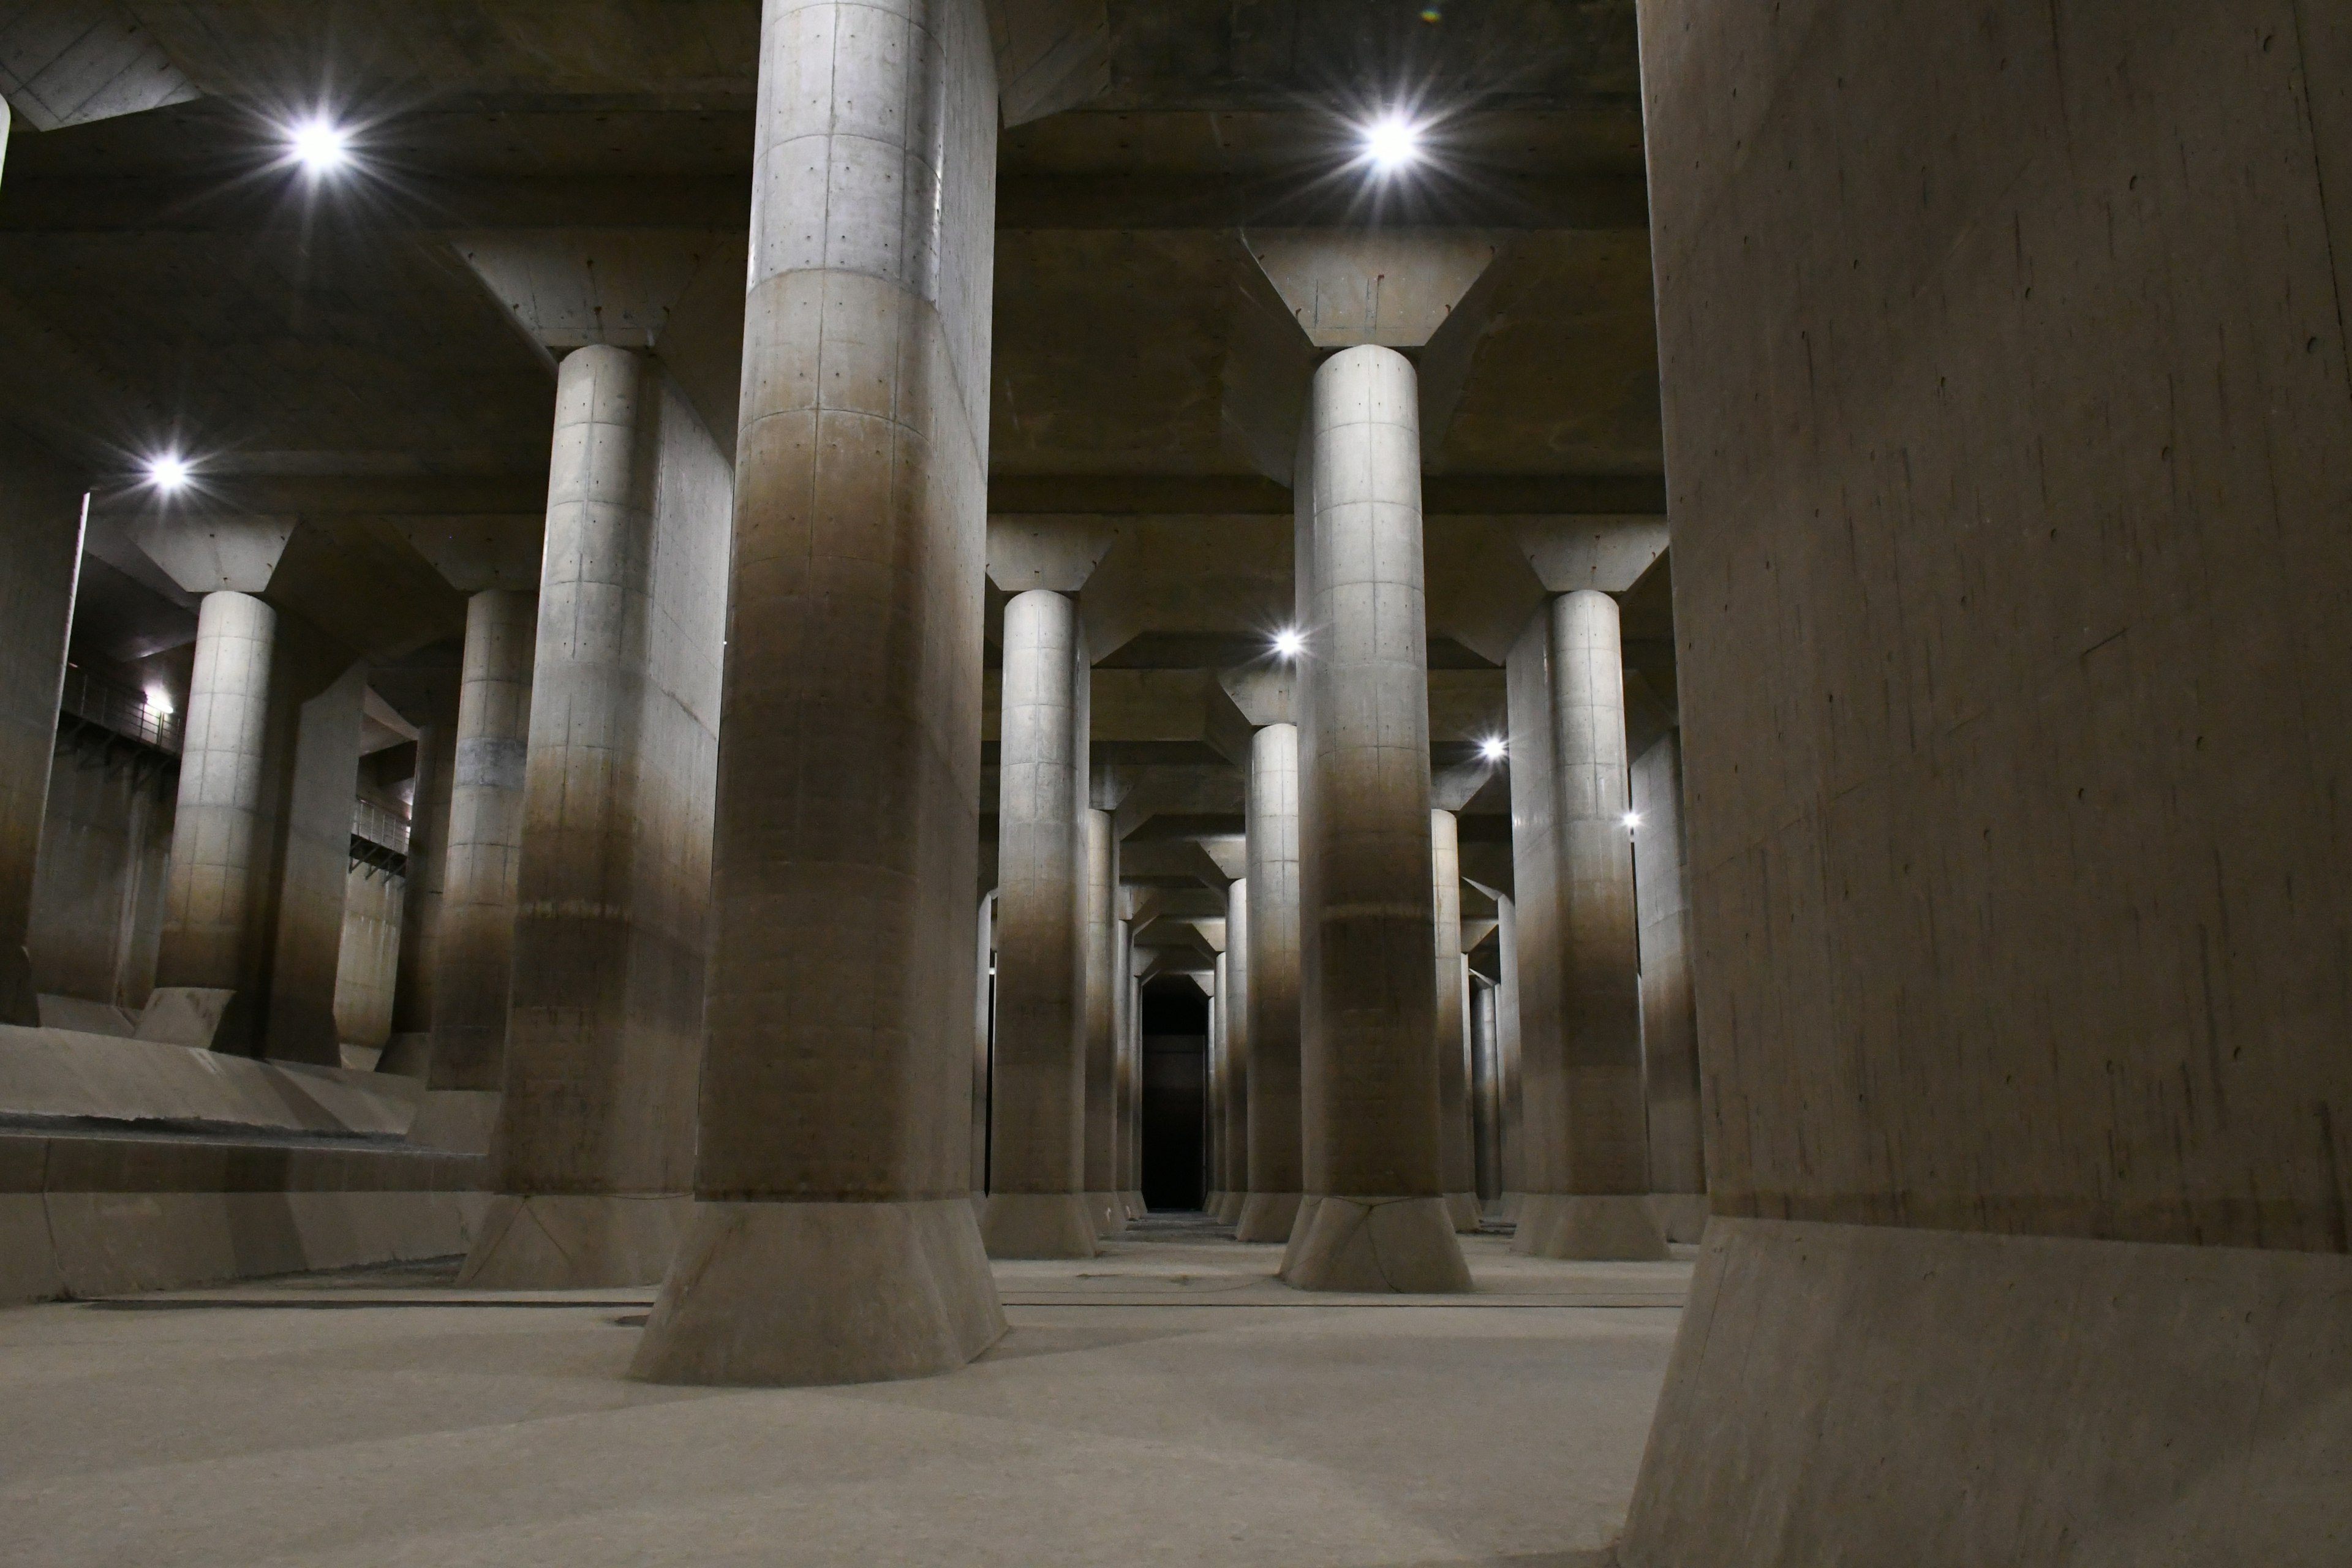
[0,429,85,1024]
[331,863,403,1051]
[25,746,173,1008]
[1621,1,2352,1561]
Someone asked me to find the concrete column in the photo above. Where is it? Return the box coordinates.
[1431,810,1479,1231]
[1513,590,1667,1261]
[0,458,80,1027]
[1208,954,1227,1210]
[1214,878,1250,1223]
[979,588,1095,1258]
[1634,729,1705,1243]
[415,588,535,1148]
[463,344,723,1287]
[630,0,1003,1389]
[150,590,277,1043]
[1281,345,1470,1292]
[1496,892,1525,1213]
[1238,722,1304,1242]
[1081,810,1123,1235]
[973,889,997,1199]
[1471,976,1502,1207]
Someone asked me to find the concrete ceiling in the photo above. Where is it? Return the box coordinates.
[0,0,1668,883]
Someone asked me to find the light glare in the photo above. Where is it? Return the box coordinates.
[1365,115,1422,172]
[144,687,175,718]
[1480,738,1507,763]
[146,454,190,492]
[1273,628,1306,659]
[1623,811,1645,830]
[291,118,351,174]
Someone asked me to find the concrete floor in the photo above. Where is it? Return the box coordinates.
[0,1215,1692,1567]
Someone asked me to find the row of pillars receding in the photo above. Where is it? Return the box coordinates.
[116,1,1703,1387]
[973,347,1704,1299]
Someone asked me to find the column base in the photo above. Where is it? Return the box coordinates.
[1203,1189,1224,1218]
[1512,1194,1672,1261]
[979,1192,1099,1259]
[630,1197,1005,1388]
[1213,1191,1247,1224]
[456,1193,693,1288]
[1648,1192,1711,1243]
[1085,1191,1127,1238]
[1234,1191,1303,1243]
[1500,1190,1526,1219]
[1123,1190,1147,1220]
[405,1090,500,1155]
[1444,1191,1483,1232]
[1618,1219,2352,1566]
[1279,1196,1472,1293]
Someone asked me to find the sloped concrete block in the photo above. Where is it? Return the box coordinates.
[0,1023,421,1136]
[1446,1192,1484,1232]
[456,1194,692,1289]
[132,987,236,1048]
[631,1199,1006,1388]
[1280,1196,1474,1294]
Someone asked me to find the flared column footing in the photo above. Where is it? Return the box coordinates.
[1280,1196,1472,1292]
[630,1198,1005,1387]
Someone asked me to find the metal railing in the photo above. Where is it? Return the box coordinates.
[352,797,410,854]
[58,666,182,755]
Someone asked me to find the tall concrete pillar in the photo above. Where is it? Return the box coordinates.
[1431,810,1479,1231]
[1213,878,1250,1223]
[1238,722,1304,1242]
[413,588,535,1148]
[1634,729,1705,1243]
[1281,345,1470,1293]
[979,589,1095,1258]
[462,344,723,1287]
[1510,590,1667,1261]
[630,0,1003,1389]
[1081,809,1123,1235]
[1496,892,1525,1213]
[1471,975,1502,1206]
[150,591,277,1043]
[973,889,996,1198]
[1208,954,1226,1210]
[0,453,80,1027]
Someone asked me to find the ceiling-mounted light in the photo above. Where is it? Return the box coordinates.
[146,454,190,492]
[1273,628,1306,659]
[1364,115,1423,173]
[289,116,352,175]
[1480,737,1507,763]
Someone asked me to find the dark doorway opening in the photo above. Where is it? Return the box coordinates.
[1139,978,1208,1211]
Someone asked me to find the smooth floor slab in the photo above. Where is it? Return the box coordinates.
[0,1218,1689,1567]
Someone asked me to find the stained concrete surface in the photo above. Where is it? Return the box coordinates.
[0,1215,1686,1567]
